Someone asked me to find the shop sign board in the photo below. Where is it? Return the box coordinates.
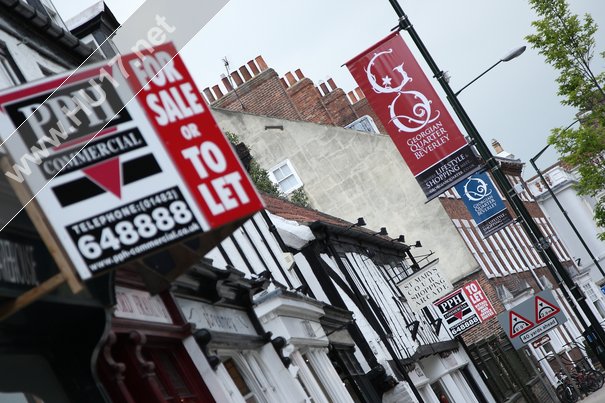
[114,286,173,324]
[497,289,567,349]
[0,43,263,281]
[398,265,453,312]
[433,280,496,336]
[177,297,257,336]
[0,234,58,296]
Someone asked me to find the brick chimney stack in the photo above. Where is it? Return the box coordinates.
[492,139,504,154]
[205,56,387,133]
[318,81,329,96]
[220,74,233,92]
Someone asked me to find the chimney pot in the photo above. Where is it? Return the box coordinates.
[280,77,289,88]
[492,139,504,154]
[212,84,224,99]
[247,60,260,76]
[203,87,216,103]
[220,74,233,92]
[230,71,243,86]
[294,69,305,80]
[255,55,268,72]
[319,82,329,96]
[285,71,297,87]
[327,78,337,92]
[354,87,365,100]
[239,65,252,81]
[347,90,358,104]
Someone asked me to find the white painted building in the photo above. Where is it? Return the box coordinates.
[527,162,605,284]
[526,162,605,326]
[264,194,495,403]
[172,210,359,403]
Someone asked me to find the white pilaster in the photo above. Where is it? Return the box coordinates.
[305,348,354,403]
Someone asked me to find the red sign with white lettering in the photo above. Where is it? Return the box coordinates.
[121,43,263,228]
[463,280,496,322]
[346,32,481,200]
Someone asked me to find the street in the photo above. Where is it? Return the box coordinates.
[579,386,605,403]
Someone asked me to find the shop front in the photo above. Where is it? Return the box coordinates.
[0,213,113,402]
[414,348,494,403]
[255,288,356,403]
[97,282,215,402]
[174,263,310,403]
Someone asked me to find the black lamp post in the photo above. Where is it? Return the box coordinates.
[387,0,605,368]
[530,125,605,278]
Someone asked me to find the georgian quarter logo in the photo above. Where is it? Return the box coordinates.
[463,176,491,202]
[365,49,440,133]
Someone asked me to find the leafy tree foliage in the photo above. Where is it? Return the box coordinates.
[526,0,605,237]
[289,187,311,208]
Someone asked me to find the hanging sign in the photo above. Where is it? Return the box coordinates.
[433,280,496,336]
[455,172,513,237]
[346,32,482,200]
[398,265,453,312]
[497,289,567,349]
[0,43,263,281]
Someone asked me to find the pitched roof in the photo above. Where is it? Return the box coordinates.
[261,193,404,252]
[262,192,351,227]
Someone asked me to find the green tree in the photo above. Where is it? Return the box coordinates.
[526,0,605,238]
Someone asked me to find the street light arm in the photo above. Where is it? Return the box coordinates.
[531,144,551,164]
[530,118,580,164]
[454,60,502,96]
[454,46,525,96]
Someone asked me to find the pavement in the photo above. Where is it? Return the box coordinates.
[579,385,605,403]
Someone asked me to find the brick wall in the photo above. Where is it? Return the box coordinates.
[451,266,561,346]
[285,74,334,125]
[321,79,358,126]
[211,67,302,121]
[453,271,505,346]
[348,88,387,134]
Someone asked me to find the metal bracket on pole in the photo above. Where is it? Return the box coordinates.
[534,237,551,252]
[398,16,412,31]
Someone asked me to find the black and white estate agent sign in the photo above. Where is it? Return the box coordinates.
[0,44,263,281]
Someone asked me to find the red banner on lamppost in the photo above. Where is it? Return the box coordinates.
[346,32,481,200]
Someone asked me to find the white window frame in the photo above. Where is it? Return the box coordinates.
[268,159,303,194]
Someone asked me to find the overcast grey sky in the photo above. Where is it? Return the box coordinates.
[55,0,605,176]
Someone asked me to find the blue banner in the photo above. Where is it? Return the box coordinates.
[455,172,513,237]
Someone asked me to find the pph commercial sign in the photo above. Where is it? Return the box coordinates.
[346,32,482,200]
[0,43,263,281]
[433,280,496,336]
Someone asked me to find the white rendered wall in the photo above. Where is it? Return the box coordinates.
[214,109,479,284]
